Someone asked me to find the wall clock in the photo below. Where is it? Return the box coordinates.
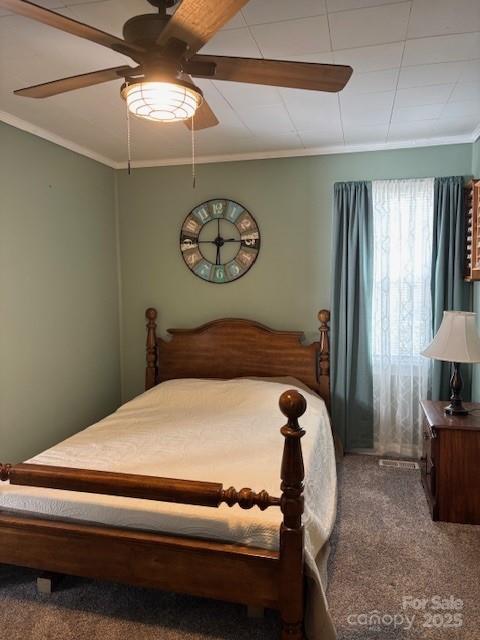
[180,199,260,284]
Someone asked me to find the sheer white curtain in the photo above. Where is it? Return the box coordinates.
[372,178,434,458]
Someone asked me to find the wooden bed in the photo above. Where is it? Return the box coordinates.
[0,307,331,640]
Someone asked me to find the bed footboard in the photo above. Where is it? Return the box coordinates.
[0,390,307,640]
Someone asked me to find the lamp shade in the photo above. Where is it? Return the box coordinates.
[421,311,480,363]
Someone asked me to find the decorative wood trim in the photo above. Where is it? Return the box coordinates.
[221,487,280,510]
[145,307,158,390]
[278,390,306,640]
[464,180,480,281]
[318,309,330,410]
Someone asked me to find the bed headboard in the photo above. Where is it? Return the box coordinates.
[145,308,331,409]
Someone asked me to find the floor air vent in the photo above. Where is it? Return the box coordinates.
[379,459,419,470]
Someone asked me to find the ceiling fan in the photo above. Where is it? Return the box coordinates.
[1,0,353,129]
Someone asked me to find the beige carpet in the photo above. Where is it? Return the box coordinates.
[1,455,479,639]
[328,455,480,639]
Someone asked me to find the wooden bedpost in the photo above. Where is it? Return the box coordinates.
[0,464,11,481]
[318,309,331,410]
[278,390,306,640]
[145,308,158,391]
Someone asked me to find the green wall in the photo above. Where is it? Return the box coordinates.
[0,123,120,462]
[117,143,473,401]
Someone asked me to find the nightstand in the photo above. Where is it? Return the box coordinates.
[420,400,480,524]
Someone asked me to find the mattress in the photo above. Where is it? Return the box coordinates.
[0,377,337,639]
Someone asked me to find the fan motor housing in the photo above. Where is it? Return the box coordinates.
[123,14,170,48]
[147,0,180,7]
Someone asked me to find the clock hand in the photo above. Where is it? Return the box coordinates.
[215,245,221,265]
[197,238,239,244]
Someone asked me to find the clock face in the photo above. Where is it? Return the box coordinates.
[180,199,260,284]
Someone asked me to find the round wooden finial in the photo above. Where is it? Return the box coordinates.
[146,308,157,320]
[318,309,330,324]
[279,390,307,421]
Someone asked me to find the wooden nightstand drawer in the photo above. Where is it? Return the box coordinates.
[420,418,437,518]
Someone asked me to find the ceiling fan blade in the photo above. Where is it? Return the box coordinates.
[14,66,137,98]
[189,55,353,92]
[184,98,219,130]
[180,72,218,129]
[157,0,249,56]
[0,0,144,55]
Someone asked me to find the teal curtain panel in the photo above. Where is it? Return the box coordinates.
[431,176,472,401]
[331,181,374,449]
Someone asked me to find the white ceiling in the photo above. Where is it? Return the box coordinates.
[0,0,479,167]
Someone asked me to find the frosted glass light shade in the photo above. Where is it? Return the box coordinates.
[121,81,202,122]
[421,311,480,363]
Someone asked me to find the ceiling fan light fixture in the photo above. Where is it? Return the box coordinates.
[121,79,203,123]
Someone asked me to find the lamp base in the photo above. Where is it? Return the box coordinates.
[444,362,469,417]
[444,403,469,416]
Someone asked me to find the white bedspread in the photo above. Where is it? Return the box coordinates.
[0,377,337,639]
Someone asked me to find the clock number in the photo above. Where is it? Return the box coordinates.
[180,237,197,251]
[242,231,259,248]
[183,216,200,235]
[193,206,211,224]
[225,202,243,223]
[226,261,242,279]
[237,249,256,267]
[237,213,254,233]
[184,248,202,268]
[194,260,212,280]
[210,201,225,217]
[213,266,225,282]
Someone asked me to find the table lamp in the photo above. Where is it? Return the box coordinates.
[422,311,480,416]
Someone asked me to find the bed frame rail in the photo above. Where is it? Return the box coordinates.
[0,511,281,609]
[3,464,281,511]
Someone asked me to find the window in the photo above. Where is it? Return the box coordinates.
[372,178,434,458]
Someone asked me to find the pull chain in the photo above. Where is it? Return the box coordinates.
[191,114,196,189]
[126,81,132,175]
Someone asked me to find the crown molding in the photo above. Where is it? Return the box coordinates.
[1,109,478,170]
[112,133,477,169]
[0,111,116,168]
[472,123,480,144]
